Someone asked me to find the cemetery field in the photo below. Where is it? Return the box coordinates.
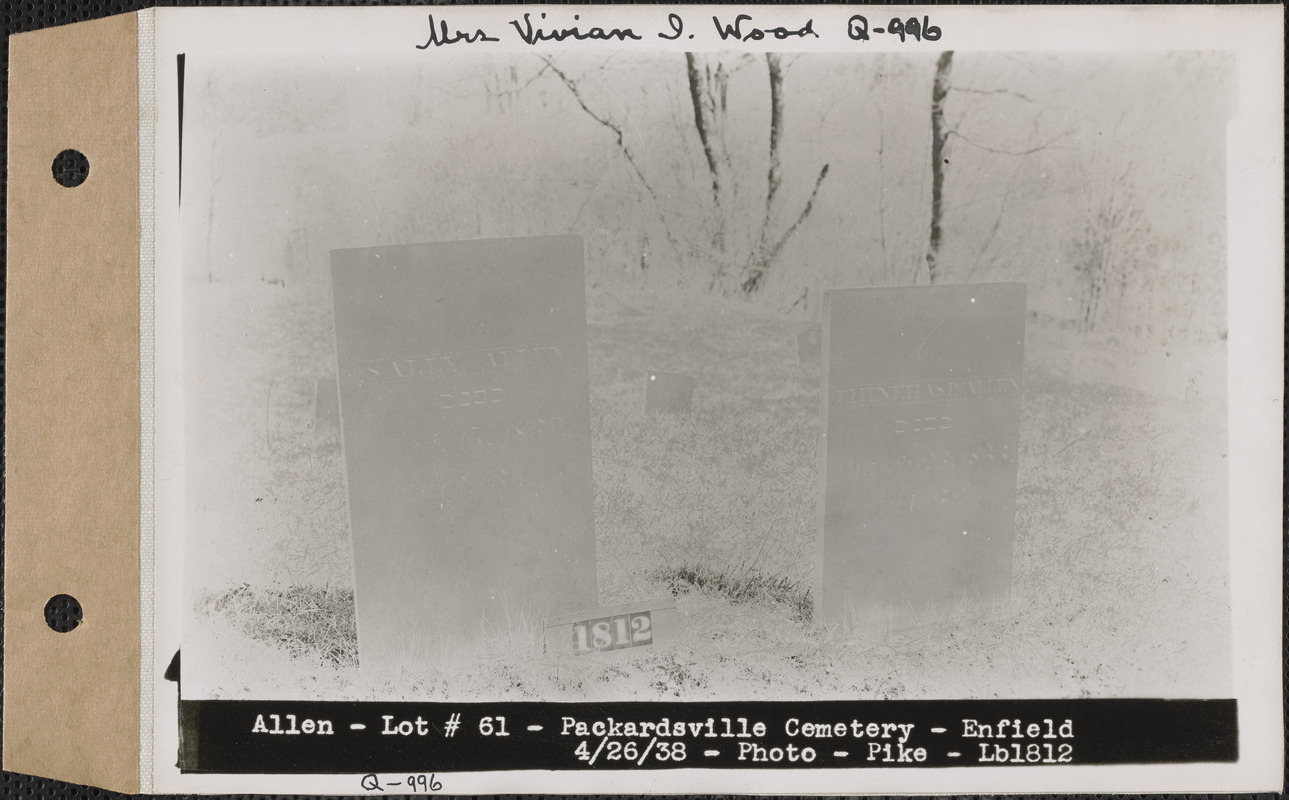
[187,278,1230,702]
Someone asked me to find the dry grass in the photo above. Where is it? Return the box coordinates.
[198,583,358,669]
[655,562,813,623]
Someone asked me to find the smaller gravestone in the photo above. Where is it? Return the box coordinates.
[543,598,679,656]
[644,372,696,414]
[819,283,1026,631]
[314,376,339,437]
[797,327,821,363]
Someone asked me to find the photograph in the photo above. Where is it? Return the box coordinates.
[176,42,1236,709]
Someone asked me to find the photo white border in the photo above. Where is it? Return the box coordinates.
[146,5,1284,794]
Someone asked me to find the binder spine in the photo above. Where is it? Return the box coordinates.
[4,12,142,793]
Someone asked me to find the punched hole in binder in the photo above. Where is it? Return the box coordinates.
[44,594,83,633]
[50,149,89,187]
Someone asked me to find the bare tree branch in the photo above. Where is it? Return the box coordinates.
[685,53,722,206]
[539,55,679,252]
[757,53,784,252]
[483,61,551,103]
[963,160,1024,281]
[873,59,893,283]
[766,163,829,264]
[925,50,954,285]
[740,163,830,295]
[945,127,1076,157]
[950,86,1034,102]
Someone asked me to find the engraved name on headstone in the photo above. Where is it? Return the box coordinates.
[818,283,1026,629]
[331,235,598,669]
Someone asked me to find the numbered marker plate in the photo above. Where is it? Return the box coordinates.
[543,598,678,656]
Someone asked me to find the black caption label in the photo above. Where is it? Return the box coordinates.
[178,698,1237,774]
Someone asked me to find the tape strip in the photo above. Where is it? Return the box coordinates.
[137,8,158,794]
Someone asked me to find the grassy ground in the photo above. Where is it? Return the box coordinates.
[186,278,1230,702]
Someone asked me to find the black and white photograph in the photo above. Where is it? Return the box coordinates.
[144,5,1282,793]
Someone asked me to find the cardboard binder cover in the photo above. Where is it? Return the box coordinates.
[5,12,142,793]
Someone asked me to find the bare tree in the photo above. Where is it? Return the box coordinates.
[539,52,828,298]
[1069,114,1151,331]
[685,52,738,277]
[923,52,1075,286]
[927,53,1197,331]
[685,53,829,296]
[538,55,682,257]
[740,54,831,296]
[925,51,953,285]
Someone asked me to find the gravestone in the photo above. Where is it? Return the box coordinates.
[818,283,1026,630]
[331,235,598,669]
[797,326,821,363]
[314,376,339,437]
[644,372,696,414]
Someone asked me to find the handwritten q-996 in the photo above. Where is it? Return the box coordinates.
[416,12,942,49]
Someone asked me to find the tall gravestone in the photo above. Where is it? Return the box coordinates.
[331,235,597,669]
[818,283,1025,629]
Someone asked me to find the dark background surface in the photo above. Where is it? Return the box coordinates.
[0,0,1283,798]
